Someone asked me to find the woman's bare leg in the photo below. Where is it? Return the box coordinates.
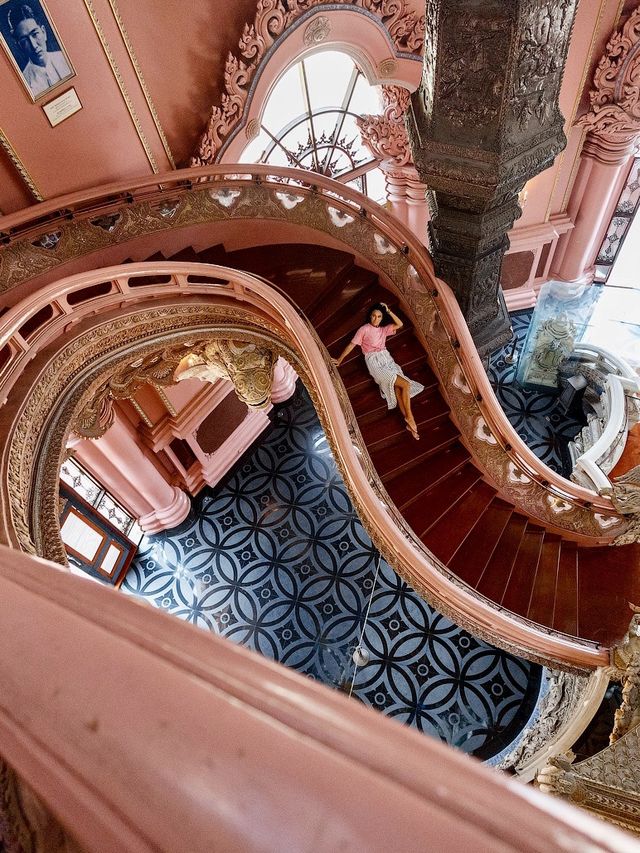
[395,377,419,439]
[394,383,407,419]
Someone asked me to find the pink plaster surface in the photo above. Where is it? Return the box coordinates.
[0,0,170,201]
[113,0,258,165]
[0,544,631,852]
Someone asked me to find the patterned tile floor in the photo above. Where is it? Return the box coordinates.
[123,383,541,760]
[488,310,587,476]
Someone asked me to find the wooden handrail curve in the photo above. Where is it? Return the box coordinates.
[0,166,627,542]
[0,545,630,852]
[0,261,609,669]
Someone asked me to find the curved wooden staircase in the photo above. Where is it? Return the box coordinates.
[134,242,640,649]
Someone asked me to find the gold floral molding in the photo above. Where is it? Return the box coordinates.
[0,180,628,540]
[175,339,277,409]
[75,336,278,439]
[577,5,640,151]
[0,127,43,202]
[611,465,640,546]
[190,0,425,165]
[6,303,289,564]
[610,606,640,743]
[356,84,413,168]
[538,725,640,835]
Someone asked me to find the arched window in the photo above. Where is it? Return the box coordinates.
[240,50,386,203]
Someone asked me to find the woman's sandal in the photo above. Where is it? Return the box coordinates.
[405,420,420,441]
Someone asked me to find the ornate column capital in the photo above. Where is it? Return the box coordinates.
[357,85,413,169]
[577,6,640,163]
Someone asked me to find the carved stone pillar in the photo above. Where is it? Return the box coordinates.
[407,0,578,355]
[554,6,640,283]
[356,86,429,241]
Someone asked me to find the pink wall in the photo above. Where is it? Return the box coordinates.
[0,0,174,211]
[113,0,258,166]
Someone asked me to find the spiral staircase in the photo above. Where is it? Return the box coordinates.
[123,239,639,650]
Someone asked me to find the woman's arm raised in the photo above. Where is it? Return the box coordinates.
[381,303,403,331]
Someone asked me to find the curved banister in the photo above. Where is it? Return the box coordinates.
[0,545,629,853]
[0,166,623,534]
[0,261,609,668]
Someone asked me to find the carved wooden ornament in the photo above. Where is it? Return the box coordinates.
[578,6,640,147]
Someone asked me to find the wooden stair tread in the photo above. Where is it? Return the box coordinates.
[425,481,497,564]
[402,462,482,540]
[476,515,528,603]
[384,443,470,511]
[370,418,459,480]
[309,268,380,327]
[359,393,449,449]
[501,526,545,613]
[553,542,578,636]
[527,535,561,626]
[448,499,514,588]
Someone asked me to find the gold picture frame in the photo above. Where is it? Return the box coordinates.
[0,0,74,103]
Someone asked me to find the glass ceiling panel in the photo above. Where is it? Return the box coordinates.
[261,63,306,131]
[241,49,384,197]
[303,51,355,111]
[351,72,382,115]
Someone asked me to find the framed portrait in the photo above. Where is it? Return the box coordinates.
[0,0,74,102]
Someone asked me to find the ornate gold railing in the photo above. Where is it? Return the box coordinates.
[0,260,609,669]
[0,165,626,543]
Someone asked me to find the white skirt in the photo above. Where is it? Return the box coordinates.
[364,349,425,410]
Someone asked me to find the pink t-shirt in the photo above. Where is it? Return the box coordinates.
[351,323,396,354]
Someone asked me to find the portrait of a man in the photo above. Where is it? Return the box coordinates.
[0,0,73,101]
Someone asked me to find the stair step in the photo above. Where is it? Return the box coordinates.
[448,498,514,587]
[476,514,528,603]
[192,243,230,266]
[310,267,380,328]
[402,462,482,540]
[425,481,496,564]
[501,525,545,613]
[553,542,578,635]
[167,246,200,262]
[360,392,449,450]
[349,362,438,421]
[370,417,459,480]
[576,544,640,646]
[527,535,561,625]
[384,442,470,511]
[226,245,356,313]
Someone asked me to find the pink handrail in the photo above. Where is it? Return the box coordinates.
[0,262,609,668]
[0,545,630,852]
[0,165,617,520]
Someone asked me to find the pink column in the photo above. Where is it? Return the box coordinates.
[553,136,633,283]
[553,9,640,283]
[68,413,190,533]
[271,357,298,403]
[385,166,429,244]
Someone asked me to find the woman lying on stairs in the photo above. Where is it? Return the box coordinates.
[333,302,424,440]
